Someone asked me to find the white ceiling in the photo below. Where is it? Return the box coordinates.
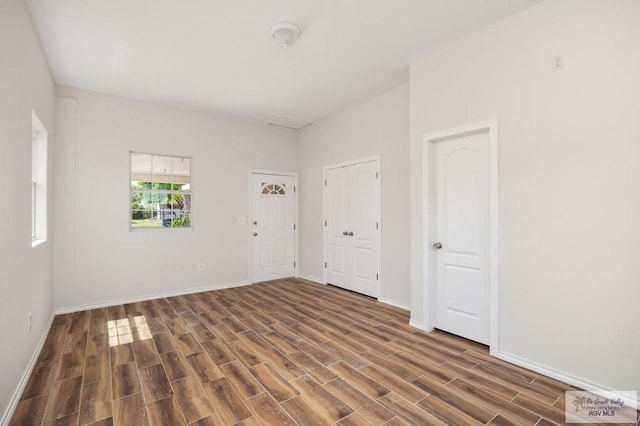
[26,0,539,127]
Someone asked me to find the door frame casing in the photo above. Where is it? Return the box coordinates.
[322,155,381,297]
[248,169,299,284]
[422,120,499,354]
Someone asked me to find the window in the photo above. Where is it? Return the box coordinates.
[32,112,47,245]
[130,152,191,229]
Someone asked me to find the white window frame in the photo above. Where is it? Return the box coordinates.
[32,111,48,246]
[129,152,192,230]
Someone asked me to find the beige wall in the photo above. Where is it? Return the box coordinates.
[0,0,55,421]
[298,86,410,308]
[54,86,298,311]
[410,0,640,394]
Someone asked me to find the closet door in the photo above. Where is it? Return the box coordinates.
[325,167,349,287]
[324,159,380,298]
[348,161,379,297]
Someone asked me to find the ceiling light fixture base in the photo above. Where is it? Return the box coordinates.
[270,23,301,48]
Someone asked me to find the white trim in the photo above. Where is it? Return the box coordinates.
[496,350,638,410]
[55,281,250,315]
[378,298,410,311]
[1,312,55,426]
[248,169,299,284]
[409,320,433,331]
[422,119,499,352]
[322,155,382,298]
[296,274,325,285]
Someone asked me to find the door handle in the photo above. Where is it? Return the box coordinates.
[343,231,348,236]
[348,232,354,237]
[253,232,258,237]
[433,242,442,249]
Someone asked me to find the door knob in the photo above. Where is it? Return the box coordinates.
[253,232,258,237]
[348,232,354,236]
[433,242,442,249]
[253,221,257,226]
[343,231,348,236]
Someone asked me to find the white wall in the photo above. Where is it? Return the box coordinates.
[298,86,410,308]
[54,86,298,311]
[410,0,640,394]
[0,0,55,421]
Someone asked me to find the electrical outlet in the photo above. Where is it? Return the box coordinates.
[27,314,32,331]
[552,54,564,71]
[198,263,205,272]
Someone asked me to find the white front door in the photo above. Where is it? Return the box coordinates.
[251,173,295,282]
[434,131,490,344]
[324,159,380,298]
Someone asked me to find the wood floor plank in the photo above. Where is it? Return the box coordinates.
[160,350,191,382]
[111,363,140,399]
[186,352,224,383]
[377,393,446,425]
[359,364,428,403]
[174,332,203,356]
[56,351,84,380]
[139,363,173,402]
[112,393,149,426]
[20,363,58,400]
[79,379,112,425]
[412,375,497,423]
[202,378,252,424]
[289,350,338,384]
[219,360,265,399]
[153,332,178,354]
[42,376,83,422]
[110,343,134,367]
[326,377,396,423]
[9,395,48,426]
[329,361,391,399]
[84,352,110,385]
[132,339,160,369]
[281,395,336,425]
[146,396,187,426]
[291,374,354,422]
[245,392,296,425]
[171,375,216,424]
[248,362,299,402]
[200,339,236,366]
[259,348,305,381]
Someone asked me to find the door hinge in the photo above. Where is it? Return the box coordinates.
[324,220,327,227]
[376,172,379,179]
[293,224,296,230]
[324,179,327,186]
[294,261,296,268]
[294,186,296,193]
[376,222,379,230]
[376,273,379,280]
[324,262,327,268]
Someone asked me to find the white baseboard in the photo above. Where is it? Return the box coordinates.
[495,351,638,409]
[378,298,410,311]
[409,319,429,331]
[1,312,55,426]
[55,281,250,314]
[296,274,325,285]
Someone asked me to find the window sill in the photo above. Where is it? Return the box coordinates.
[32,238,47,248]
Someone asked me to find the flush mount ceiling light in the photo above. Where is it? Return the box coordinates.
[270,23,301,48]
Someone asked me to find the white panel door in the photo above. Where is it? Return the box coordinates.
[325,167,349,287]
[252,174,295,282]
[434,132,490,344]
[324,159,380,298]
[349,161,379,298]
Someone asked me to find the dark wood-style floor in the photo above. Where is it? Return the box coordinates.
[10,278,634,425]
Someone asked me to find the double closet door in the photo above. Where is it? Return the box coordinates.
[324,159,380,298]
